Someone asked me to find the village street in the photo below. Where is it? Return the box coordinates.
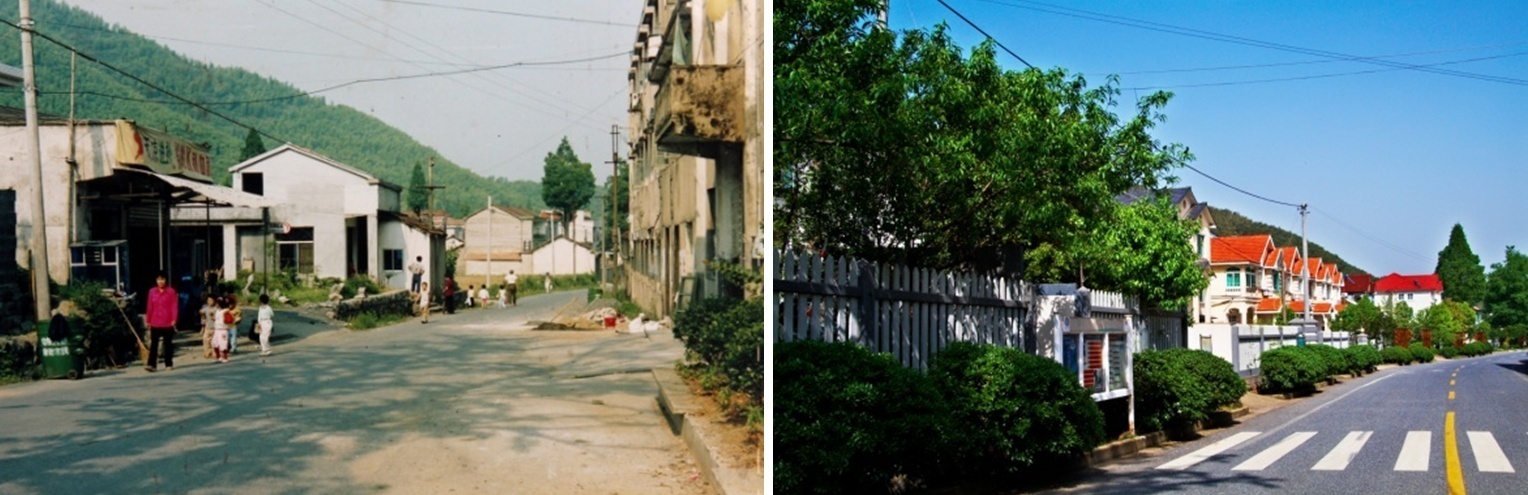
[0,290,710,495]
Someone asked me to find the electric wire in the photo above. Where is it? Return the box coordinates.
[1314,208,1433,263]
[1182,163,1300,208]
[934,0,1035,69]
[1101,41,1528,76]
[0,18,286,143]
[1124,50,1528,91]
[375,0,634,28]
[976,0,1528,86]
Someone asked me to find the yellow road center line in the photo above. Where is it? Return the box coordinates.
[1445,412,1467,495]
[1451,379,1456,386]
[1449,391,1456,400]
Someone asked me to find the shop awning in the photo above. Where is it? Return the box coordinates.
[117,168,277,208]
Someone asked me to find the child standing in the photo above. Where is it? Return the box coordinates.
[477,285,489,309]
[465,285,476,308]
[212,298,231,363]
[226,295,243,354]
[419,282,431,324]
[200,295,217,358]
[496,284,507,308]
[257,294,275,356]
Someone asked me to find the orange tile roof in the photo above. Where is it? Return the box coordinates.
[1306,258,1324,280]
[1256,298,1283,312]
[1263,249,1281,267]
[1314,302,1333,313]
[1279,247,1302,273]
[1212,235,1273,265]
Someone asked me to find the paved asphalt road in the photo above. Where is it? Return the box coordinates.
[0,290,710,495]
[1047,349,1528,495]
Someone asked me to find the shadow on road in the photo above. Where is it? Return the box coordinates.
[0,296,685,494]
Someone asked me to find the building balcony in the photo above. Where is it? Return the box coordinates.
[651,64,743,158]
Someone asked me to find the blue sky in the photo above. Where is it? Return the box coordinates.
[889,0,1528,276]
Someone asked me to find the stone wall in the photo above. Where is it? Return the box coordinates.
[329,289,413,321]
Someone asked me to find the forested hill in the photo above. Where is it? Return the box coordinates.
[1212,207,1370,277]
[0,0,544,217]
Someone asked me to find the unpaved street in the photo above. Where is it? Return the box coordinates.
[0,290,710,495]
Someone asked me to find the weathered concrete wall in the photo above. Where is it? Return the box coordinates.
[329,289,413,321]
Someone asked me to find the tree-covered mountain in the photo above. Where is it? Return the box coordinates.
[0,0,544,217]
[1212,206,1369,277]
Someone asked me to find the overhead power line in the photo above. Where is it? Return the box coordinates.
[1102,41,1528,76]
[375,0,634,27]
[934,0,1035,69]
[38,51,629,106]
[1124,50,1528,91]
[1182,163,1301,208]
[977,0,1528,87]
[0,18,285,143]
[1313,208,1433,264]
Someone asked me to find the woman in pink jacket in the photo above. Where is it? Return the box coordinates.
[144,272,178,372]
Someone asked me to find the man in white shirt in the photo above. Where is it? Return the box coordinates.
[504,270,518,306]
[407,256,425,294]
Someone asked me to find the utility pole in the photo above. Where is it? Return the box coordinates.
[486,195,492,291]
[605,124,621,289]
[1300,203,1311,323]
[20,0,52,321]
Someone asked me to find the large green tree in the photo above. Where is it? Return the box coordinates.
[1485,246,1528,337]
[1331,296,1384,340]
[541,137,596,236]
[1025,198,1206,309]
[1435,223,1486,306]
[406,162,429,213]
[1419,300,1473,347]
[775,2,1190,272]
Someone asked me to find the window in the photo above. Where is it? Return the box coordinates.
[242,172,264,196]
[1247,270,1258,291]
[383,249,404,271]
[1274,274,1282,292]
[1226,271,1241,288]
[1196,234,1205,256]
[276,227,314,274]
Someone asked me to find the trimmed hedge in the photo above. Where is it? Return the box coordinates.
[1437,345,1459,359]
[1381,345,1414,365]
[1134,349,1245,435]
[1259,346,1327,392]
[776,341,949,494]
[930,342,1106,476]
[1305,344,1350,379]
[1408,343,1435,363]
[1346,345,1381,374]
[1461,341,1494,357]
[673,297,765,404]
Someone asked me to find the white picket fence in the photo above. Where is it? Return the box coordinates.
[774,249,1031,370]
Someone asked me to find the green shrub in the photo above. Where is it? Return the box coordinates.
[1461,341,1493,357]
[775,341,949,494]
[0,340,37,379]
[1381,345,1414,364]
[1408,343,1435,363]
[59,282,138,369]
[1437,345,1459,359]
[341,275,384,299]
[673,297,764,409]
[930,342,1105,476]
[1259,346,1327,392]
[1346,345,1381,373]
[1134,349,1245,435]
[347,311,407,330]
[1306,344,1350,379]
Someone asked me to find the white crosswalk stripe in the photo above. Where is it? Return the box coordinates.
[1233,432,1316,471]
[1156,431,1261,470]
[1157,430,1522,473]
[1311,431,1372,471]
[1394,431,1431,472]
[1467,431,1514,473]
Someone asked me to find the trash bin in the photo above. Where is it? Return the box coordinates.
[1295,333,1307,347]
[37,314,85,380]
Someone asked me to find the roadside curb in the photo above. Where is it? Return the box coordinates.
[653,367,761,495]
[1082,431,1168,466]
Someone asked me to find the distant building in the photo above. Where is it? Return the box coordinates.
[459,205,537,279]
[1373,273,1444,313]
[1117,186,1215,322]
[627,0,764,317]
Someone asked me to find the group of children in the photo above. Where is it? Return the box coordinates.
[199,293,276,362]
[462,284,511,309]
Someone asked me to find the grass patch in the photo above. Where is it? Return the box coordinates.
[515,273,598,297]
[347,311,409,330]
[611,289,646,317]
[280,286,331,305]
[0,373,32,386]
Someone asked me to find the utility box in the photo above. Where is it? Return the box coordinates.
[70,240,131,293]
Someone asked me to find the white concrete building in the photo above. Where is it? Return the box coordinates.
[528,236,595,276]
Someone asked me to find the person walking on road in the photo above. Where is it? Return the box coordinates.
[212,297,231,363]
[256,294,275,356]
[443,276,457,314]
[226,295,243,355]
[419,281,431,323]
[477,285,489,309]
[496,284,507,308]
[200,294,217,358]
[504,270,518,306]
[408,256,425,294]
[465,285,476,308]
[144,272,178,372]
[544,275,553,295]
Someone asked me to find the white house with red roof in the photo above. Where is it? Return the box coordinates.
[1373,273,1444,312]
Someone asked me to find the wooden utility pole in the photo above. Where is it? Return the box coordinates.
[20,0,52,321]
[485,195,492,290]
[604,125,621,288]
